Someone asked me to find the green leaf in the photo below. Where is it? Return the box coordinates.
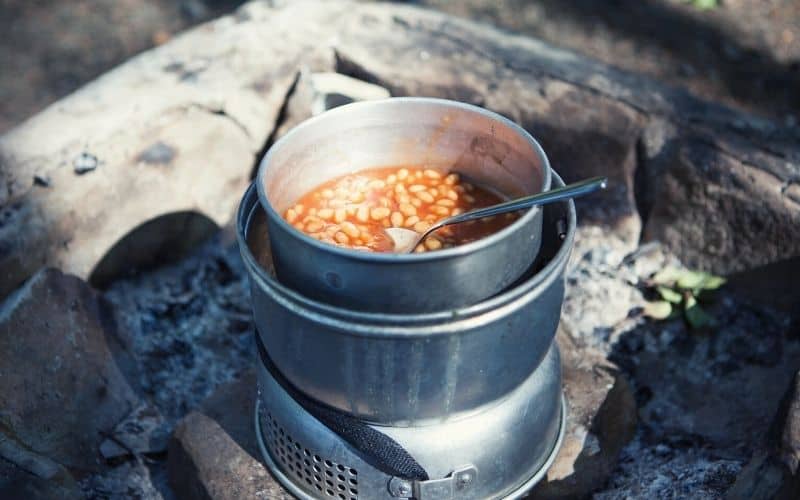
[644,300,673,320]
[676,269,710,289]
[684,294,715,329]
[698,274,726,291]
[657,286,683,304]
[685,0,718,10]
[651,267,683,286]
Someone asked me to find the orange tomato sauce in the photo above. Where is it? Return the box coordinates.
[283,166,518,253]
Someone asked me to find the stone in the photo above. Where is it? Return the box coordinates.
[99,403,170,460]
[0,460,83,500]
[0,268,140,473]
[638,134,800,275]
[529,330,637,499]
[779,371,800,485]
[727,370,800,500]
[726,256,800,315]
[0,2,306,298]
[3,0,798,300]
[271,70,390,143]
[168,370,291,500]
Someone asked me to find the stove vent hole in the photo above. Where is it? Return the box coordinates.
[263,410,359,499]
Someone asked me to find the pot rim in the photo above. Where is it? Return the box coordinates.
[237,173,576,336]
[255,97,553,264]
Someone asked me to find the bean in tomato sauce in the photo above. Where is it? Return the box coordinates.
[283,166,519,253]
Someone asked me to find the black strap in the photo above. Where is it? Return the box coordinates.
[255,331,430,481]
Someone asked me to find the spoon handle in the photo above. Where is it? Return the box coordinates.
[440,176,608,227]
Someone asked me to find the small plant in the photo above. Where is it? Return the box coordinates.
[683,0,719,10]
[642,266,726,329]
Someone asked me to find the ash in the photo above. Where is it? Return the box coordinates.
[596,435,742,499]
[104,234,255,423]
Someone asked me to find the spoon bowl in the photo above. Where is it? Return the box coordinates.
[386,176,607,253]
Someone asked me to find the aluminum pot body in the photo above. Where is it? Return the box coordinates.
[256,98,551,314]
[238,173,576,425]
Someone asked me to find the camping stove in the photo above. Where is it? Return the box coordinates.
[254,338,565,500]
[237,108,578,499]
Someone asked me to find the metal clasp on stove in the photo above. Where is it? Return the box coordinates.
[388,466,477,499]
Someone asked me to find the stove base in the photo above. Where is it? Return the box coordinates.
[253,342,565,500]
[255,398,564,500]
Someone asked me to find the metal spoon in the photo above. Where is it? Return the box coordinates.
[386,176,608,253]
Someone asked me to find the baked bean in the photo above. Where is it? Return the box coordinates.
[341,221,360,238]
[306,220,324,232]
[371,207,391,220]
[391,211,404,227]
[399,203,416,216]
[424,169,442,179]
[284,166,519,252]
[424,237,442,250]
[414,220,432,233]
[417,191,434,203]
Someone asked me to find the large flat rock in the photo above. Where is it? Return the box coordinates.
[2,0,798,301]
[0,268,141,474]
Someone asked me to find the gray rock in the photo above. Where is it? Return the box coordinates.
[99,403,171,460]
[168,371,291,500]
[726,370,800,500]
[639,134,800,275]
[79,459,172,500]
[779,371,800,487]
[530,331,637,499]
[271,70,391,144]
[0,460,83,500]
[0,268,140,473]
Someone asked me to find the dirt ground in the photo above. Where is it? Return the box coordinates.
[1,0,798,134]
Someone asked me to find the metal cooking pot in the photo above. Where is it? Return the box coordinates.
[238,172,575,424]
[256,98,551,313]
